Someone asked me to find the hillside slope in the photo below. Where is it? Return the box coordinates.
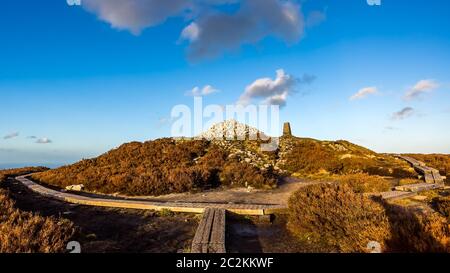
[32,138,277,196]
[32,121,417,196]
[278,136,416,179]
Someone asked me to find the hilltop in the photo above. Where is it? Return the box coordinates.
[32,120,416,196]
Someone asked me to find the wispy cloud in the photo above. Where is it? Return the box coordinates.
[384,126,399,131]
[36,138,52,144]
[299,74,317,85]
[236,69,315,108]
[3,132,19,140]
[306,10,327,27]
[404,79,439,100]
[350,87,378,101]
[391,107,415,120]
[186,85,219,96]
[27,136,37,139]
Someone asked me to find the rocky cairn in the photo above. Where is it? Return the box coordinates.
[198,119,268,141]
[197,120,290,173]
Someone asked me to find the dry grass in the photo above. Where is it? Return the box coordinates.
[0,169,75,253]
[433,196,450,221]
[282,138,416,179]
[33,139,276,196]
[287,183,450,252]
[0,167,49,182]
[384,204,450,252]
[398,178,422,186]
[287,183,391,252]
[335,173,391,193]
[220,161,277,189]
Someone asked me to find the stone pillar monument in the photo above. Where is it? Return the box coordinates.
[283,122,292,137]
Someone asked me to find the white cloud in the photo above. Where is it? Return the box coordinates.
[82,0,191,35]
[350,87,378,101]
[180,22,200,41]
[3,132,19,140]
[391,107,415,120]
[36,138,52,144]
[180,0,305,60]
[404,79,439,100]
[237,69,297,108]
[186,85,219,96]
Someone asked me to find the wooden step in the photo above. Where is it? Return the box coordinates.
[432,170,444,184]
[191,208,226,253]
[380,191,417,200]
[395,183,444,192]
[423,173,435,183]
[209,208,226,253]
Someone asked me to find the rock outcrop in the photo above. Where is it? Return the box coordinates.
[198,119,268,141]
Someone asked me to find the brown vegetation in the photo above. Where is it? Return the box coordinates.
[287,183,391,252]
[335,173,391,193]
[220,162,277,189]
[0,167,49,182]
[433,196,450,221]
[33,138,276,196]
[287,183,450,252]
[282,138,415,178]
[0,169,75,253]
[384,204,450,252]
[398,178,422,186]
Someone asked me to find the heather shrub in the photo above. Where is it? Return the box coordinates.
[384,203,450,252]
[287,183,390,252]
[282,140,343,175]
[433,196,450,221]
[0,167,49,182]
[33,139,277,196]
[0,189,75,253]
[398,178,421,186]
[282,138,414,179]
[336,173,391,193]
[220,161,277,189]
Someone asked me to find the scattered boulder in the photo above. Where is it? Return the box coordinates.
[65,184,85,191]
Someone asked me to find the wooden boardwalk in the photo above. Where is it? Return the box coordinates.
[378,155,446,201]
[15,175,285,216]
[396,155,444,184]
[191,208,226,253]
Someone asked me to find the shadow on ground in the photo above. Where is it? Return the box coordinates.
[2,177,198,253]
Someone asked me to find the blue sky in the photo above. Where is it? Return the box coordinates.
[1,0,450,167]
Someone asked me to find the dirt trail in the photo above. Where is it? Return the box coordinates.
[87,177,325,206]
